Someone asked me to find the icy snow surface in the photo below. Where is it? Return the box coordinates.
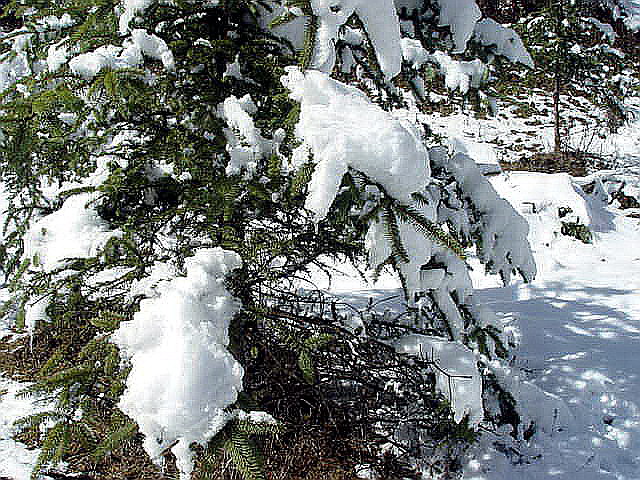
[112,248,244,479]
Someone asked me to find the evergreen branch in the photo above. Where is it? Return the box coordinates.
[393,203,466,259]
[299,14,319,70]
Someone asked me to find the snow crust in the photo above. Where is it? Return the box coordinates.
[112,248,244,479]
[395,334,483,425]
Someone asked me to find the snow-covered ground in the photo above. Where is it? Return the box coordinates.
[462,171,640,480]
[424,93,640,170]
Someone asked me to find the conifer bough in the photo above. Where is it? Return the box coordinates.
[0,0,540,478]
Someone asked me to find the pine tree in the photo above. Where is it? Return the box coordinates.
[516,0,638,158]
[0,0,539,478]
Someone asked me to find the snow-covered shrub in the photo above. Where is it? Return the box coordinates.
[0,0,536,478]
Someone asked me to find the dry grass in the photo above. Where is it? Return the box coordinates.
[501,151,589,176]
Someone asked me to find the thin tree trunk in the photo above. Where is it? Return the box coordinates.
[553,67,561,154]
[552,0,563,157]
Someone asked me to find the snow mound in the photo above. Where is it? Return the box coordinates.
[112,248,244,480]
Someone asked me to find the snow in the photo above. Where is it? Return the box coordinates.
[585,17,617,43]
[400,39,490,95]
[68,29,173,79]
[618,0,640,31]
[23,192,120,275]
[489,173,594,250]
[220,94,270,178]
[428,51,487,94]
[309,166,640,479]
[0,377,54,480]
[447,137,502,175]
[130,29,175,71]
[119,0,155,33]
[0,50,30,92]
[39,14,74,31]
[2,2,640,479]
[435,152,536,285]
[400,37,430,68]
[461,171,640,479]
[47,41,70,72]
[282,67,430,220]
[473,18,534,68]
[395,334,484,426]
[112,248,244,480]
[437,0,482,53]
[309,0,402,79]
[69,45,139,79]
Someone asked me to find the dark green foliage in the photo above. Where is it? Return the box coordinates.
[561,220,593,243]
[199,417,283,480]
[13,308,132,477]
[0,0,535,478]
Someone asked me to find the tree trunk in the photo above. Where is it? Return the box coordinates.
[552,0,563,157]
[553,67,561,154]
